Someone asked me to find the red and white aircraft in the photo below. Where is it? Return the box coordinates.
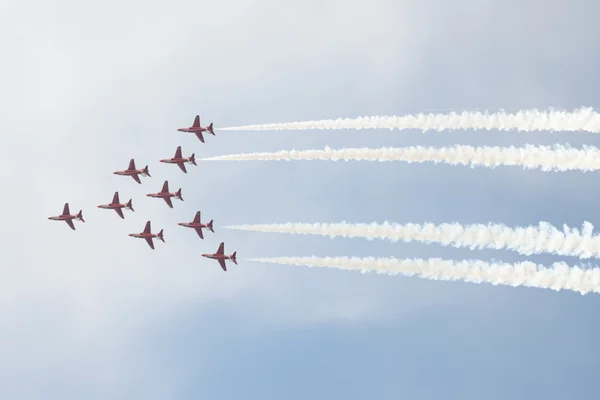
[48,203,85,230]
[177,115,214,143]
[113,159,151,184]
[159,146,197,173]
[177,211,214,239]
[97,191,134,219]
[129,221,164,250]
[202,242,237,271]
[146,180,183,208]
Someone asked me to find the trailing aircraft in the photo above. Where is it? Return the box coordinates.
[177,115,214,143]
[48,203,84,230]
[113,159,150,184]
[202,242,237,271]
[129,221,164,250]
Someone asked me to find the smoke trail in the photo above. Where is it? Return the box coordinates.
[248,256,600,295]
[221,107,600,133]
[227,221,600,259]
[202,144,600,172]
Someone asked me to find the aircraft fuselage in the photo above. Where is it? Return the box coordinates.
[160,158,191,164]
[178,222,208,229]
[129,233,157,239]
[178,127,206,133]
[202,254,230,260]
[98,204,125,209]
[113,170,149,177]
[147,193,178,198]
[48,215,75,221]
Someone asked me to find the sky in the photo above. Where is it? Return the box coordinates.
[2,0,600,398]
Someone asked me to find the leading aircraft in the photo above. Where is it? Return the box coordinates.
[202,242,237,271]
[129,221,164,250]
[146,180,183,208]
[113,159,151,184]
[48,203,85,230]
[159,146,197,173]
[177,115,214,143]
[97,191,134,219]
[177,211,214,239]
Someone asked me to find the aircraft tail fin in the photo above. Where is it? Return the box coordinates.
[189,153,197,166]
[231,251,237,265]
[77,210,85,222]
[127,199,134,211]
[207,220,214,232]
[143,165,151,177]
[207,123,215,135]
[157,229,165,242]
[176,188,183,201]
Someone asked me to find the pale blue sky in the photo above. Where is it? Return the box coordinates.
[2,0,600,398]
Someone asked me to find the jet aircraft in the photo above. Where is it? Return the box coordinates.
[129,221,164,250]
[159,146,197,173]
[113,159,151,184]
[177,115,214,143]
[177,211,214,239]
[97,191,134,219]
[202,242,237,271]
[146,180,183,208]
[48,203,84,230]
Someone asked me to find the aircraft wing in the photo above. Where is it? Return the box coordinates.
[62,203,70,216]
[145,237,155,250]
[177,162,187,173]
[216,242,224,255]
[194,227,204,239]
[193,211,200,223]
[131,174,141,184]
[114,207,124,219]
[193,115,200,127]
[195,132,205,143]
[218,258,227,271]
[65,219,75,230]
[128,159,136,170]
[161,181,169,193]
[174,146,182,159]
[163,197,173,208]
[143,221,151,233]
[112,191,119,204]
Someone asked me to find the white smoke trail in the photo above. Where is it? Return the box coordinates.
[227,221,600,259]
[221,107,600,133]
[248,256,600,295]
[202,144,600,172]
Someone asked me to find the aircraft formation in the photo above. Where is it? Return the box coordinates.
[47,115,237,271]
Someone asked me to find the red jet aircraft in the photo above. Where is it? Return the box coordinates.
[48,203,85,230]
[97,191,134,219]
[177,115,214,143]
[177,211,214,239]
[146,180,183,208]
[202,242,237,271]
[159,146,197,173]
[113,159,151,184]
[129,221,164,250]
